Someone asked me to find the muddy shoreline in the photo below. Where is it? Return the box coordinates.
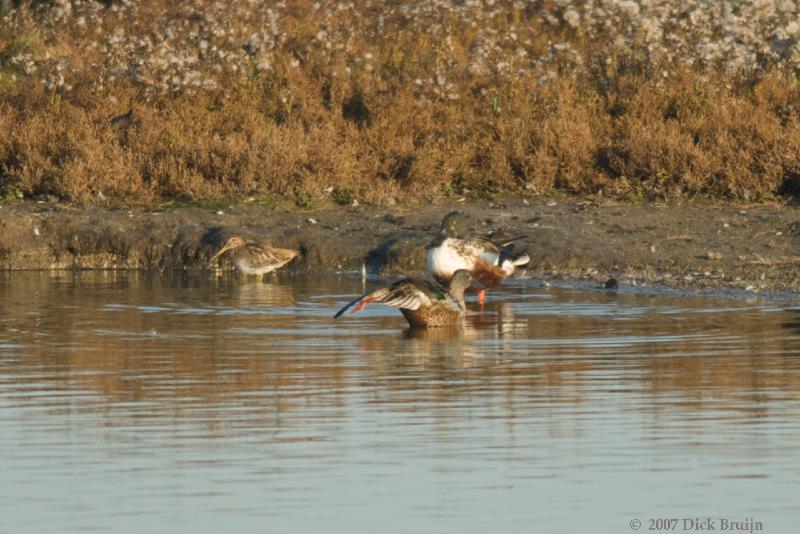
[2,199,800,293]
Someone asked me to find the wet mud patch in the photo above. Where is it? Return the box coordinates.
[1,199,800,293]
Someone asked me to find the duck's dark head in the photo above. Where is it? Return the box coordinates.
[448,269,473,294]
[439,211,467,238]
[447,270,482,310]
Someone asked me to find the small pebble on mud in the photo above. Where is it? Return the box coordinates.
[706,251,722,260]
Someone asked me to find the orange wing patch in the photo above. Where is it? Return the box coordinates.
[354,296,378,312]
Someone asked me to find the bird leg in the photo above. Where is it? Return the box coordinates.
[477,289,486,305]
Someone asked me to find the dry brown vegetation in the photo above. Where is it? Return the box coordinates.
[3,1,800,207]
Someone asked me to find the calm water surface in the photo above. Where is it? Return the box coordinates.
[1,272,799,533]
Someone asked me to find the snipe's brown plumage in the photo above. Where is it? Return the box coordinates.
[211,236,300,280]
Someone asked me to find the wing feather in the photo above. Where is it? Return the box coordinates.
[334,280,431,318]
[381,281,431,310]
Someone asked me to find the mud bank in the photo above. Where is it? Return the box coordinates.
[1,199,800,293]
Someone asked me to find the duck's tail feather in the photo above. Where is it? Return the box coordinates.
[511,253,530,266]
[497,235,527,248]
[498,247,530,269]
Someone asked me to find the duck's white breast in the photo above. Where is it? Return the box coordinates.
[427,239,475,278]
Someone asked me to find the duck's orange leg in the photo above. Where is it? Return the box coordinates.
[477,289,486,305]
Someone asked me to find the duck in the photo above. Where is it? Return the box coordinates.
[210,236,300,280]
[334,270,474,328]
[426,211,529,304]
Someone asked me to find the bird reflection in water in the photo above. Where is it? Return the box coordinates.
[226,278,297,308]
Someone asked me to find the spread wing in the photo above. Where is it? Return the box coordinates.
[334,279,434,318]
[409,278,448,301]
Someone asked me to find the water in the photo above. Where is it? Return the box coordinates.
[1,272,799,533]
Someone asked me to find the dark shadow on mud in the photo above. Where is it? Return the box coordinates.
[778,173,800,204]
[200,227,227,248]
[365,237,398,273]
